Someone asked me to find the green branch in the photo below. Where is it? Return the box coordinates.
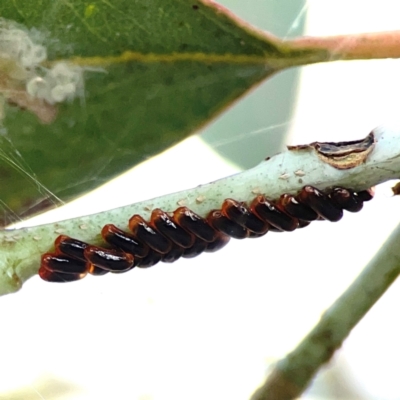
[251,221,400,400]
[1,125,400,295]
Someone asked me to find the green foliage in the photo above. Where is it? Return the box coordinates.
[0,0,322,224]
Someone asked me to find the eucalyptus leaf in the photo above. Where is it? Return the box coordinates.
[0,0,325,225]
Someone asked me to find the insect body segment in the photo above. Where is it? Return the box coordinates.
[101,224,149,257]
[221,199,269,234]
[39,186,374,283]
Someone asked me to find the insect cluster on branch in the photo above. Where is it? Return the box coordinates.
[39,185,374,283]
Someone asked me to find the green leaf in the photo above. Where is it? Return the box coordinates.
[0,0,326,225]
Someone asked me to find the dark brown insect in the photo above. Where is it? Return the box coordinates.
[392,182,400,196]
[39,186,374,283]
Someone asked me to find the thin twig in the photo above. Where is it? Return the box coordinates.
[1,125,400,295]
[250,222,400,400]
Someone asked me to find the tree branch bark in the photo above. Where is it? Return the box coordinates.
[251,220,400,400]
[1,124,400,295]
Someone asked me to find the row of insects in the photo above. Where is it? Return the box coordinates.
[39,185,374,282]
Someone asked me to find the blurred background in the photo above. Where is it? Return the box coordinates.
[2,1,400,399]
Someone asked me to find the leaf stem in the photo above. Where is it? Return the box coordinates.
[1,125,400,295]
[250,220,400,400]
[286,30,400,61]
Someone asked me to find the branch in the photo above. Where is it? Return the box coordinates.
[250,219,400,400]
[1,124,400,295]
